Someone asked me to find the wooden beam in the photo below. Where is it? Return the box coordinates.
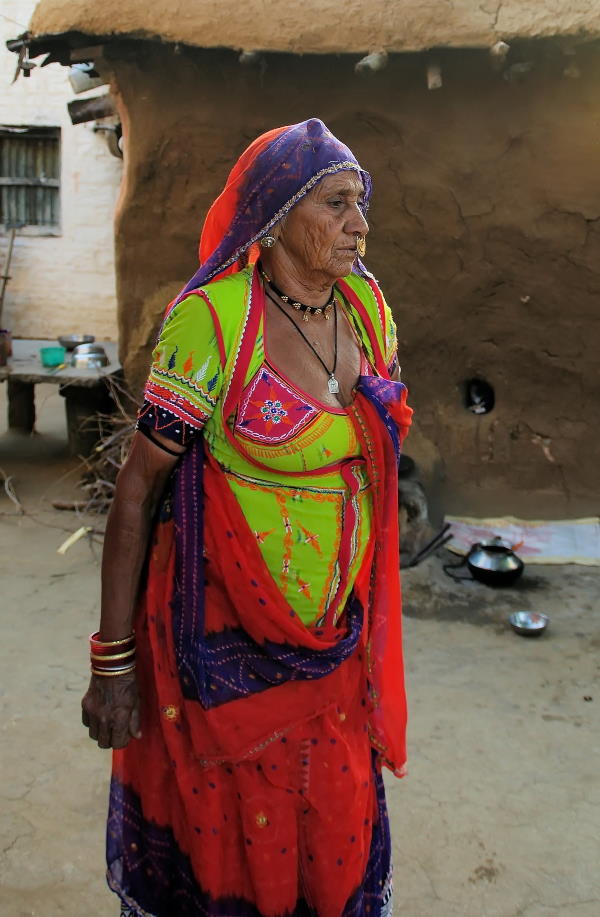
[69,45,106,63]
[67,94,115,125]
[0,177,60,188]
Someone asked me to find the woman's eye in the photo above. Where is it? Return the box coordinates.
[328,199,344,208]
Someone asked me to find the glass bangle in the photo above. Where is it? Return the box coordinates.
[90,648,136,662]
[90,631,135,648]
[91,660,136,669]
[91,663,136,677]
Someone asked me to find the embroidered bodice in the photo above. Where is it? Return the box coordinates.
[138,267,399,625]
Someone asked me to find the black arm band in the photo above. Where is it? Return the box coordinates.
[137,423,184,457]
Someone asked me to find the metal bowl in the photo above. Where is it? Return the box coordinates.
[57,334,95,351]
[71,344,109,368]
[70,341,105,355]
[509,611,549,637]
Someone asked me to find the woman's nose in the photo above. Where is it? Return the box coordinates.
[345,203,369,235]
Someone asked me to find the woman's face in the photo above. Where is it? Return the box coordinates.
[276,172,369,282]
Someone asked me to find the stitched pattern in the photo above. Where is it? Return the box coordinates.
[235,366,318,444]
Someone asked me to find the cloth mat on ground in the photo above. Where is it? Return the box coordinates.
[445,516,600,565]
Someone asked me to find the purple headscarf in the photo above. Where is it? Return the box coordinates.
[176,118,371,303]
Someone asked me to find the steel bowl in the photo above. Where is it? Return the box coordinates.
[57,334,96,351]
[70,344,109,368]
[509,611,549,637]
[70,341,105,355]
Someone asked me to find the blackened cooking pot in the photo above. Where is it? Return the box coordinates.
[467,539,524,587]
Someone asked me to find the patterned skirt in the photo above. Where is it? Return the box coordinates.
[109,434,400,917]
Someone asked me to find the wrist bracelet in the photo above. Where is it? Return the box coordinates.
[91,658,136,673]
[90,631,135,649]
[90,648,136,662]
[90,631,136,674]
[91,662,136,677]
[92,665,135,678]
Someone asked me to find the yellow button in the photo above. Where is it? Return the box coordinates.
[255,812,269,828]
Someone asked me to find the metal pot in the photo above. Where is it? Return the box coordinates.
[70,343,109,368]
[467,538,524,587]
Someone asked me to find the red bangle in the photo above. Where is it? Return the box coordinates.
[89,631,136,676]
[90,631,135,657]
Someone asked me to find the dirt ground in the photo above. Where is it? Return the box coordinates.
[1,384,599,916]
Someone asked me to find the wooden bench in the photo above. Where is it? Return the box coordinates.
[0,338,122,455]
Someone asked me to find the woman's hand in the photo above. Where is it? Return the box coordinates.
[81,671,141,749]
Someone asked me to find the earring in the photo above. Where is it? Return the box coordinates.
[260,234,276,249]
[357,236,367,258]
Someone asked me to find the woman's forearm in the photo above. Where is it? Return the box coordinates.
[99,492,155,641]
[98,434,181,641]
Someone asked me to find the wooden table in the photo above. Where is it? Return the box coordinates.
[0,338,122,454]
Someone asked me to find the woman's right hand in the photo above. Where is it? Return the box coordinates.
[81,671,141,749]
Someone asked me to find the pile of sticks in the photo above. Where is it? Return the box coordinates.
[52,379,138,515]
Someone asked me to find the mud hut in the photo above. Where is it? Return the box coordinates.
[12,0,600,517]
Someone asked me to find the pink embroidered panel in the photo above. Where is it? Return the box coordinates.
[235,366,319,444]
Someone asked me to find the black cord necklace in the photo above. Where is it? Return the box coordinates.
[265,287,340,394]
[260,269,335,321]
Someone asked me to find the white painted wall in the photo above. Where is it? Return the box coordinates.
[1,0,120,340]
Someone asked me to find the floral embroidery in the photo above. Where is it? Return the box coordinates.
[236,367,318,443]
[161,705,180,721]
[260,398,288,425]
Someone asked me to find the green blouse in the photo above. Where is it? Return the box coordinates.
[139,267,398,626]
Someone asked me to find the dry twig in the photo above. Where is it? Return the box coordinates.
[71,377,139,516]
[0,465,24,514]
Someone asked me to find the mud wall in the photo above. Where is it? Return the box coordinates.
[108,40,600,518]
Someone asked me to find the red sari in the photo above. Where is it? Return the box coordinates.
[107,120,412,917]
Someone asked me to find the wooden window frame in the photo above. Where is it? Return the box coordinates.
[0,126,61,237]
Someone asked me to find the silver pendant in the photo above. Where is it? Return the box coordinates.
[328,375,340,394]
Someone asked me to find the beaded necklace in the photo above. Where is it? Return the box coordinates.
[260,269,335,321]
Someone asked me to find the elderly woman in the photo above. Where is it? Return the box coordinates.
[82,119,412,917]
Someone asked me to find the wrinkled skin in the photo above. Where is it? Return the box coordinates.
[264,171,369,297]
[82,670,141,749]
[260,172,373,409]
[82,431,182,749]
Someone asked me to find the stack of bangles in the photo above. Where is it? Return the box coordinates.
[90,631,136,677]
